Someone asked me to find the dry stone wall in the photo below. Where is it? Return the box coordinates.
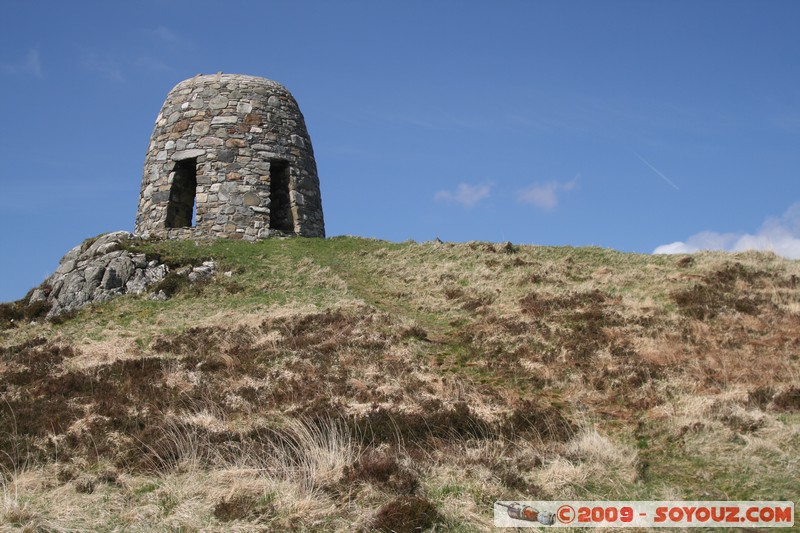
[135,73,325,240]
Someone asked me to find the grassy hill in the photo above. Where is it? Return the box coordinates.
[1,236,799,531]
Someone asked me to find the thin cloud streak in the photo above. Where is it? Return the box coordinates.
[633,151,680,191]
[2,49,43,78]
[135,56,172,72]
[434,183,491,208]
[81,50,124,82]
[153,25,179,42]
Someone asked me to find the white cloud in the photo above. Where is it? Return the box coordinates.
[434,183,491,207]
[2,49,43,78]
[516,177,578,211]
[653,202,800,259]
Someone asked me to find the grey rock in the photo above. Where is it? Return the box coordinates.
[208,95,229,109]
[131,254,148,269]
[92,241,122,256]
[152,191,170,203]
[217,149,236,163]
[150,290,168,301]
[84,264,106,291]
[243,192,261,206]
[125,270,148,295]
[29,288,48,303]
[103,256,136,289]
[211,116,238,125]
[172,149,206,161]
[191,122,210,136]
[198,136,224,147]
[49,279,64,299]
[145,263,169,284]
[60,245,83,265]
[55,259,77,276]
[188,261,215,283]
[35,232,176,319]
[99,268,121,291]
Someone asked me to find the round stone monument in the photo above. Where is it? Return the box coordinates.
[134,73,324,240]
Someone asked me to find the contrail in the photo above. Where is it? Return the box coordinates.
[633,151,680,191]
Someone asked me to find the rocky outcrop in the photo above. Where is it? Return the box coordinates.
[28,232,217,320]
[30,232,222,319]
[28,232,167,319]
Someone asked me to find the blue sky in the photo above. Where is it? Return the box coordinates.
[2,1,799,302]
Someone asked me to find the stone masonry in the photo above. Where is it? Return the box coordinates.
[135,73,325,240]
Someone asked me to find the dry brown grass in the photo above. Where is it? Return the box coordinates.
[1,238,799,529]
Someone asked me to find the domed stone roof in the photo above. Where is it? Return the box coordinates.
[135,73,324,240]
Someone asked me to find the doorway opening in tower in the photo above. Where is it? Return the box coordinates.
[165,158,197,228]
[269,160,294,232]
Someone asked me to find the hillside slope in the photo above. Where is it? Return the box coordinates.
[1,237,799,531]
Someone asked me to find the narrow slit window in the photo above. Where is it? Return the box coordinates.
[165,158,197,228]
[269,160,294,232]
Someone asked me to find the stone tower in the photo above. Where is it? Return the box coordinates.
[135,73,324,240]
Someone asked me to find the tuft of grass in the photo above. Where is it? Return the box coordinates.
[372,495,443,533]
[0,294,52,330]
[343,450,419,495]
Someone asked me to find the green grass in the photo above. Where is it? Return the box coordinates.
[133,481,160,496]
[2,236,799,531]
